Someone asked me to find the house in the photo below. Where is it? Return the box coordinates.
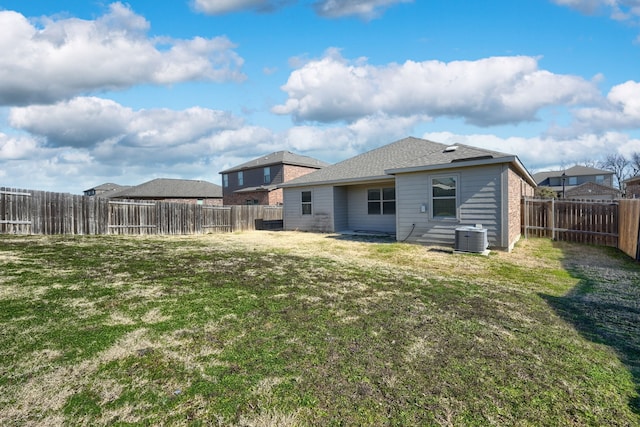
[280,137,536,251]
[564,182,621,200]
[533,166,615,199]
[219,151,329,206]
[108,178,223,205]
[83,183,129,197]
[623,175,640,198]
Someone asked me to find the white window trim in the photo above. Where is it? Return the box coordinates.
[429,174,460,221]
[301,190,312,215]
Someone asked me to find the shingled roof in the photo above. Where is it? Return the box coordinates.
[533,165,613,184]
[220,151,329,174]
[109,178,222,199]
[281,137,534,187]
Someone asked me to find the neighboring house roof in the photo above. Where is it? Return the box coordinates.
[108,178,222,199]
[281,137,535,187]
[219,151,329,174]
[233,185,278,193]
[565,182,622,198]
[533,165,612,184]
[84,183,129,195]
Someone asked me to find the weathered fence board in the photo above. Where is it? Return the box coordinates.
[618,199,640,260]
[0,188,32,234]
[523,198,619,247]
[522,197,640,260]
[0,187,282,236]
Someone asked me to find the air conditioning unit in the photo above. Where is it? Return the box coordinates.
[454,226,488,253]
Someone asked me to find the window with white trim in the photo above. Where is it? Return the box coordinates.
[368,188,395,215]
[264,167,271,184]
[431,176,457,219]
[301,191,312,215]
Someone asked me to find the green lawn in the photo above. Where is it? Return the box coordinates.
[0,232,638,426]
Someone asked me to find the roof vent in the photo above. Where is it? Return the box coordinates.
[444,145,458,152]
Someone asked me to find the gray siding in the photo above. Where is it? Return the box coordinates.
[346,184,396,233]
[333,187,348,231]
[396,165,504,247]
[283,186,335,232]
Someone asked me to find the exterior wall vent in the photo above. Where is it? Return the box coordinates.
[454,226,488,253]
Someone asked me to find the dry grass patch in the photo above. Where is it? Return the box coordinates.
[0,232,638,425]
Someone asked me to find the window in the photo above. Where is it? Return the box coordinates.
[368,188,395,215]
[596,175,604,184]
[223,174,229,188]
[301,191,312,215]
[568,176,577,185]
[238,171,244,186]
[431,176,457,219]
[264,167,271,184]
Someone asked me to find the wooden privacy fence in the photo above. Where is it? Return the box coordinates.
[618,199,640,260]
[0,187,282,236]
[522,198,640,260]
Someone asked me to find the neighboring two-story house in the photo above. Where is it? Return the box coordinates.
[533,165,620,200]
[219,151,329,206]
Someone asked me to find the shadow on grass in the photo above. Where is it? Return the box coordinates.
[325,231,396,244]
[541,243,640,416]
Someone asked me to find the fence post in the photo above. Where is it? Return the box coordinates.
[550,198,555,241]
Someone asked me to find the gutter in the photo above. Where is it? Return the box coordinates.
[385,156,537,188]
[279,174,393,189]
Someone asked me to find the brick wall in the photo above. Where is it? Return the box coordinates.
[223,191,271,206]
[283,164,321,182]
[565,182,621,199]
[507,168,535,250]
[625,181,640,198]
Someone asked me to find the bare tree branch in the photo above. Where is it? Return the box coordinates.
[598,153,630,189]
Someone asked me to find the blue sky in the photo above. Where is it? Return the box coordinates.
[1,0,639,193]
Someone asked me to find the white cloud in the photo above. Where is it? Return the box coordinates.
[192,0,293,14]
[273,51,599,126]
[283,113,423,162]
[124,107,244,148]
[552,0,640,20]
[0,132,41,160]
[9,98,131,147]
[0,3,244,106]
[9,97,244,150]
[192,0,410,18]
[570,80,640,131]
[314,0,413,19]
[421,130,640,172]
